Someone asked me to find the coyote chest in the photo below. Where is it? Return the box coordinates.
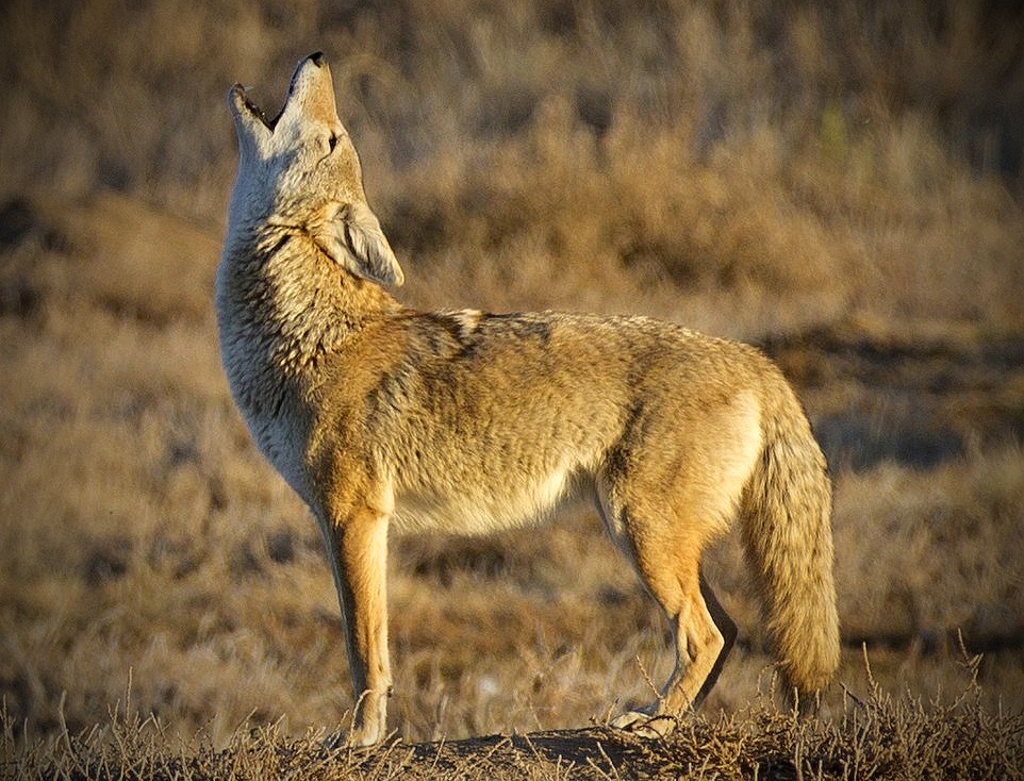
[216,295,315,503]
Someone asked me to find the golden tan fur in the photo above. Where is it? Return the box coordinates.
[217,53,840,746]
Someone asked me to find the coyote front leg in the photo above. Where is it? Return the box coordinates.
[320,504,392,746]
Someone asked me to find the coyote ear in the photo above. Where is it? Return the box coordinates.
[315,202,404,286]
[227,85,272,157]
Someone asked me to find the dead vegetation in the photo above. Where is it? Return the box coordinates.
[1,1,1023,778]
[6,666,1022,780]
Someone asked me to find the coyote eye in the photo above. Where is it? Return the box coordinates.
[327,133,339,153]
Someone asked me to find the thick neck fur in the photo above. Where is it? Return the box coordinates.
[217,222,401,381]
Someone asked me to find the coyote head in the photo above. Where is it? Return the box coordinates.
[227,52,402,286]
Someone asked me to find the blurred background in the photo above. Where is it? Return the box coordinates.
[1,0,1022,746]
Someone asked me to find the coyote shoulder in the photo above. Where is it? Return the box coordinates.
[218,52,840,746]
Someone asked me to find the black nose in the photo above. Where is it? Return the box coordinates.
[309,51,326,67]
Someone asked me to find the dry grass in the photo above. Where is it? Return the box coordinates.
[6,670,1023,780]
[2,1,1024,778]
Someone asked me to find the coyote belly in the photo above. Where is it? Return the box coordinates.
[218,52,841,747]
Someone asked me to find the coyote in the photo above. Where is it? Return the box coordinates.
[218,52,840,746]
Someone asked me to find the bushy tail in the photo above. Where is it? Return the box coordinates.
[741,376,840,702]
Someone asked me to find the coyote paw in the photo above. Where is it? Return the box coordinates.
[323,723,390,749]
[610,711,677,739]
[323,730,388,750]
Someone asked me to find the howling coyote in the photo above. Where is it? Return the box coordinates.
[218,52,840,746]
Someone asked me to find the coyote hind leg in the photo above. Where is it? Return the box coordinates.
[603,392,759,736]
[693,575,737,706]
[601,486,739,736]
[611,563,736,736]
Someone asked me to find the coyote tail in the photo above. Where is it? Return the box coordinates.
[741,379,841,702]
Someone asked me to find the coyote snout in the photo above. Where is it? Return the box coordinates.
[218,52,840,746]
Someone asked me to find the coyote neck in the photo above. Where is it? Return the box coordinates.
[219,225,401,379]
